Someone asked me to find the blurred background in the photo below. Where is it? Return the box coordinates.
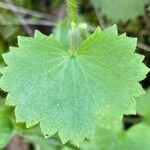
[0,0,150,149]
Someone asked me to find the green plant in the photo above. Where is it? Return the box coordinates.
[0,0,150,149]
[91,0,149,22]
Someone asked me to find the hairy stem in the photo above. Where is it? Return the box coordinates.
[67,0,79,51]
[67,0,76,28]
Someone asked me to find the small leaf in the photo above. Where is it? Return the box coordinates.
[0,25,148,143]
[91,0,149,22]
[137,88,150,124]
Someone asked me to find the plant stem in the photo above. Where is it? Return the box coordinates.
[67,0,78,51]
[67,0,76,28]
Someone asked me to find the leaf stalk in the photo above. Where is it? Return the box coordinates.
[67,0,79,51]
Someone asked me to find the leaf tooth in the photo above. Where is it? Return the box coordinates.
[58,129,93,144]
[18,36,33,48]
[134,53,145,62]
[137,65,149,82]
[119,33,126,37]
[143,66,150,79]
[127,37,137,51]
[26,120,39,128]
[0,66,9,74]
[9,47,19,51]
[124,98,136,115]
[2,52,17,66]
[0,75,9,92]
[40,121,58,139]
[95,26,102,33]
[34,30,48,39]
[59,130,70,144]
[2,52,10,65]
[6,93,17,106]
[15,106,26,123]
[103,24,118,36]
[133,54,149,81]
[119,36,137,53]
[134,83,145,98]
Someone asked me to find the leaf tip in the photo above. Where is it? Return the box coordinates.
[34,30,45,38]
[95,26,102,33]
[103,24,118,36]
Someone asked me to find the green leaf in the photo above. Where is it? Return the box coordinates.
[137,88,150,124]
[81,123,150,150]
[0,25,148,143]
[0,99,14,149]
[91,0,149,22]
